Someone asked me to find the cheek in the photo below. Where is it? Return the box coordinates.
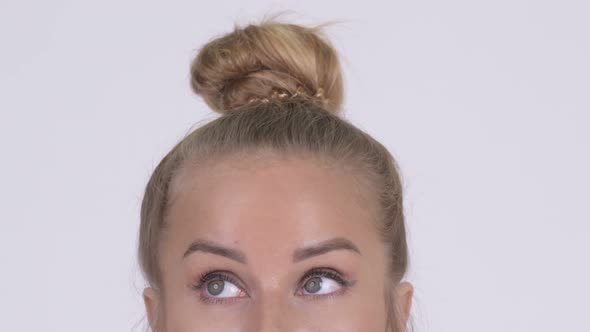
[160,292,388,332]
[162,297,248,332]
[299,295,388,332]
[162,305,387,332]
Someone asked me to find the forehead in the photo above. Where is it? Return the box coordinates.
[163,151,379,260]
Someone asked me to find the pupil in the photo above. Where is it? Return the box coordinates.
[208,280,224,296]
[304,277,322,293]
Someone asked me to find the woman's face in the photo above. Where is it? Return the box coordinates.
[144,152,413,332]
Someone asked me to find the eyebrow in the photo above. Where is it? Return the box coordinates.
[182,237,361,264]
[292,237,361,262]
[183,239,247,264]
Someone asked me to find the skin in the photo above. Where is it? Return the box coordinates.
[143,150,413,332]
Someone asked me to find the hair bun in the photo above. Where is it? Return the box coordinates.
[190,20,344,114]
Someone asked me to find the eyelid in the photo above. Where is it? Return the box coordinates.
[192,267,355,304]
[299,267,352,286]
[192,270,248,295]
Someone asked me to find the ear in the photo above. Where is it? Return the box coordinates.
[143,287,160,330]
[394,281,414,324]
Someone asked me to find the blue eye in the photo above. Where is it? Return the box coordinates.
[301,276,342,295]
[192,271,247,304]
[192,268,355,305]
[205,278,243,297]
[297,269,354,297]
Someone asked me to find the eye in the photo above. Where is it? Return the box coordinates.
[205,278,242,298]
[192,271,247,303]
[192,268,355,304]
[301,276,341,295]
[297,268,354,297]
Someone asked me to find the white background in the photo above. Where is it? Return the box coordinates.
[1,1,588,331]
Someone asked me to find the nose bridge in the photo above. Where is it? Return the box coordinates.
[246,286,291,332]
[259,288,287,332]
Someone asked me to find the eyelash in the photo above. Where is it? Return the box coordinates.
[192,270,244,305]
[191,268,355,305]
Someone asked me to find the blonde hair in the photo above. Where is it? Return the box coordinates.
[138,16,413,332]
